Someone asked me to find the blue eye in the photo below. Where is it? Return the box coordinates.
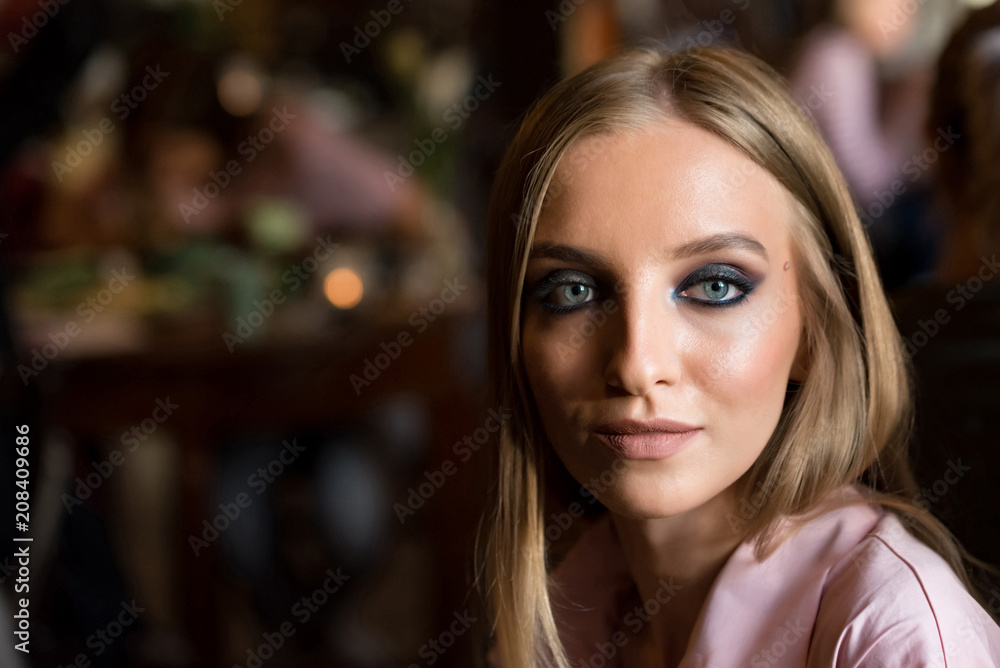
[556,283,594,305]
[528,264,756,315]
[530,270,599,313]
[675,265,755,307]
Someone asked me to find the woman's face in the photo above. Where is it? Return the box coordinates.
[840,0,917,56]
[520,118,807,520]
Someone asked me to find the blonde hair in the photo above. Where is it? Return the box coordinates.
[479,45,985,668]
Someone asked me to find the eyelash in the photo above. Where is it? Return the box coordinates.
[529,265,757,314]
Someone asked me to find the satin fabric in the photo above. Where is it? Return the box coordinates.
[489,484,1000,667]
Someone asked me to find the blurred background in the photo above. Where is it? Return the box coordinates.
[1,0,998,666]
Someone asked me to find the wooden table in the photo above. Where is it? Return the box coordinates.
[44,310,489,667]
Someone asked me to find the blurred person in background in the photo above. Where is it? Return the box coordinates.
[788,0,939,290]
[891,0,1000,606]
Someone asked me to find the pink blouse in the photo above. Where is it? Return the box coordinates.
[489,485,1000,666]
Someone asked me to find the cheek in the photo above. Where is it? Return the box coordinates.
[522,281,802,429]
[683,286,802,422]
[521,315,586,421]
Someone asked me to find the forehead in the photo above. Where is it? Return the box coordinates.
[535,120,797,258]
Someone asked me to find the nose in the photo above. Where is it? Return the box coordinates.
[603,286,682,395]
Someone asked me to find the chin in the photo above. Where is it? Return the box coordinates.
[575,460,732,521]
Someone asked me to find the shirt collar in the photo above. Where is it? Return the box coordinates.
[548,485,883,666]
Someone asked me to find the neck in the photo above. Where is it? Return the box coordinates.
[608,488,745,666]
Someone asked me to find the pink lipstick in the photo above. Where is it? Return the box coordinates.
[593,418,701,460]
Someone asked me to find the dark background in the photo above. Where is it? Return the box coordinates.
[0,0,994,666]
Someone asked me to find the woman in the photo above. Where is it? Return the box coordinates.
[480,45,1000,667]
[788,0,926,201]
[787,0,937,290]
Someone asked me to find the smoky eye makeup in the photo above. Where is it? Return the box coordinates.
[527,268,602,314]
[673,263,758,308]
[526,262,760,314]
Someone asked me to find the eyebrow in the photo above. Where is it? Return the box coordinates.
[527,232,769,268]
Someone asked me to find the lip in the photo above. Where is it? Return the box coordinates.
[594,418,700,434]
[593,418,701,460]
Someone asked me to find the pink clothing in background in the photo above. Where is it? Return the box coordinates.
[789,27,912,204]
[489,484,1000,666]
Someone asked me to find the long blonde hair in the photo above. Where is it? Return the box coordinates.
[479,45,986,668]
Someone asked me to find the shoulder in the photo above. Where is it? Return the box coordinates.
[808,509,1000,667]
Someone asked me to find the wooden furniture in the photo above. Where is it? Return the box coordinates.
[46,311,488,666]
